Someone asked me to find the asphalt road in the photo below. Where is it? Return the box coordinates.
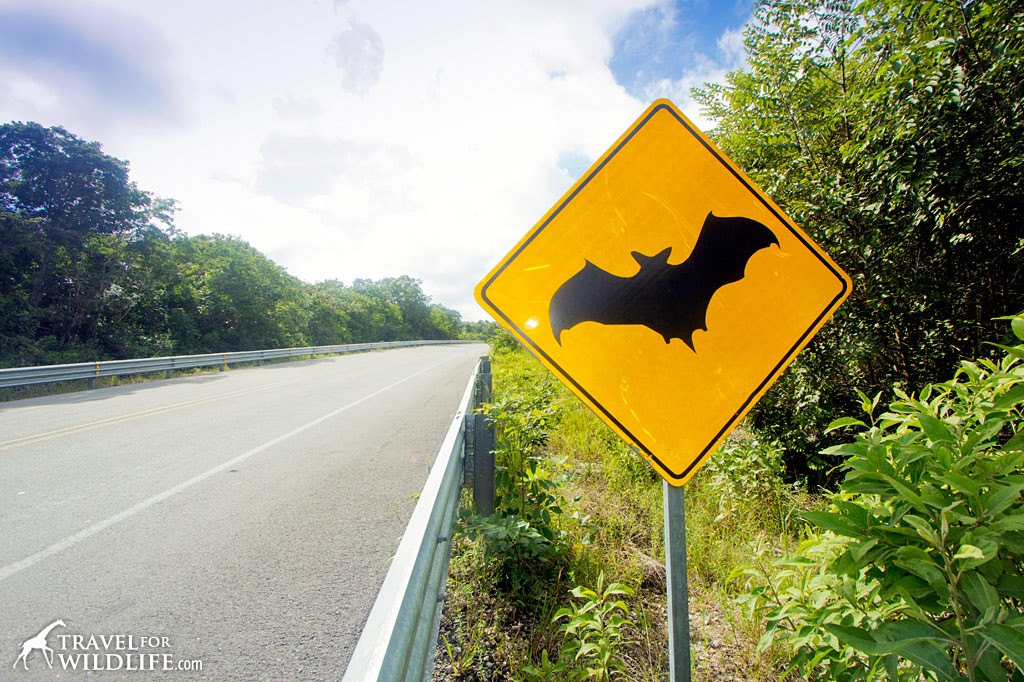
[0,343,487,680]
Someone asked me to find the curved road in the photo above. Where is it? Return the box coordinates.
[0,343,486,680]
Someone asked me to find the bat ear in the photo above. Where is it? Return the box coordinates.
[631,247,672,267]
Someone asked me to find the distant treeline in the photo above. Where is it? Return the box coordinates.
[0,122,494,369]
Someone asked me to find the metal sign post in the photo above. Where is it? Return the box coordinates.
[664,481,691,681]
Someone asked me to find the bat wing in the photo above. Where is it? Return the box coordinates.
[549,258,654,344]
[650,212,779,348]
[681,212,779,288]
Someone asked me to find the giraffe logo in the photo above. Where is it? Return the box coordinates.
[12,619,66,670]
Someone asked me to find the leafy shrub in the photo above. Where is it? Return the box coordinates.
[699,435,799,535]
[738,316,1024,680]
[460,457,575,593]
[490,328,524,354]
[697,0,1024,487]
[521,572,634,681]
[460,348,582,595]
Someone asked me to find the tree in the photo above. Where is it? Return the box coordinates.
[694,0,1024,486]
[0,122,177,364]
[352,275,434,340]
[305,282,353,345]
[0,211,45,364]
[461,319,500,341]
[427,303,463,340]
[166,234,310,352]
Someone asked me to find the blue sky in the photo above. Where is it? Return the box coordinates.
[0,0,752,319]
[611,0,751,97]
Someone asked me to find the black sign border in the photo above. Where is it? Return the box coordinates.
[479,101,850,482]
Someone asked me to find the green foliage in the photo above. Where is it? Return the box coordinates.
[166,234,311,352]
[0,122,466,368]
[462,508,558,573]
[520,648,570,682]
[521,572,636,682]
[448,343,794,680]
[352,275,431,341]
[441,620,488,678]
[459,319,500,341]
[460,350,586,595]
[695,0,1024,486]
[684,434,813,603]
[699,436,796,535]
[737,317,1024,680]
[0,122,178,363]
[547,572,635,681]
[489,328,525,354]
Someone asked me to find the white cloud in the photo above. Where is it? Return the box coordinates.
[608,2,751,132]
[718,26,746,64]
[252,133,415,207]
[637,38,746,132]
[327,18,385,96]
[272,93,323,120]
[0,0,751,321]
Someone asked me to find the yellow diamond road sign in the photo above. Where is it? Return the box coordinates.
[475,99,851,486]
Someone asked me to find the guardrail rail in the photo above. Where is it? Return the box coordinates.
[340,356,494,682]
[0,340,469,390]
[2,342,495,679]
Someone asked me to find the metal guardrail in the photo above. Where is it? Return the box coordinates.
[0,340,469,389]
[340,357,494,682]
[2,341,493,679]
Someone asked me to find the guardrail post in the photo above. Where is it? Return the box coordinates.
[463,415,476,489]
[473,358,494,516]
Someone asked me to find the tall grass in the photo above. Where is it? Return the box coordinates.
[438,338,814,680]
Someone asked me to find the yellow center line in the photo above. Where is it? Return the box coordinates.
[0,373,331,452]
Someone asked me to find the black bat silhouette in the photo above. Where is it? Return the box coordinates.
[549,212,779,350]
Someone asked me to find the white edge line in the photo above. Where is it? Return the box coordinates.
[341,358,478,681]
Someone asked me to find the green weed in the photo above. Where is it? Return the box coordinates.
[551,572,635,680]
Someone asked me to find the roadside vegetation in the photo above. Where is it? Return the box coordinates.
[739,316,1024,680]
[437,0,1023,678]
[435,331,805,681]
[437,319,1024,680]
[694,0,1023,488]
